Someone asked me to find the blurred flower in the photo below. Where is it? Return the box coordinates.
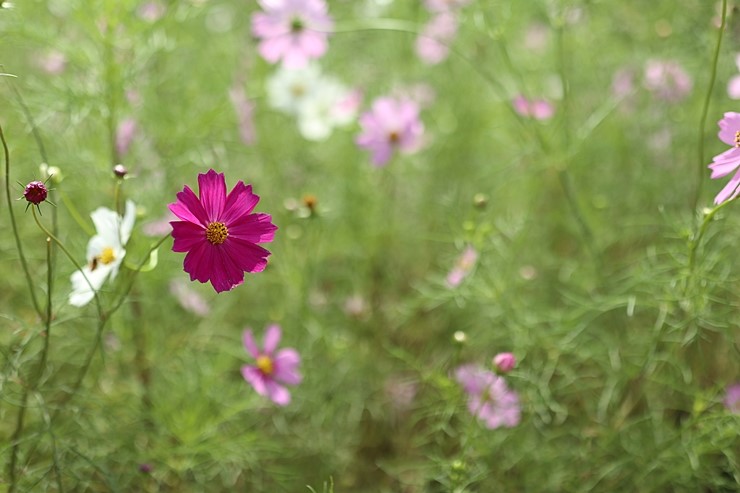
[229,84,257,145]
[267,64,323,114]
[416,12,458,65]
[252,0,333,68]
[724,383,740,413]
[37,50,66,75]
[23,181,48,206]
[523,22,549,53]
[727,75,740,100]
[137,1,165,22]
[643,59,692,103]
[39,163,63,184]
[115,118,138,159]
[708,112,740,204]
[69,201,136,306]
[344,294,368,318]
[142,211,177,236]
[493,352,516,373]
[512,95,555,120]
[446,245,477,287]
[138,463,153,474]
[169,279,210,316]
[611,67,635,99]
[384,376,417,412]
[424,0,471,12]
[113,164,128,178]
[242,324,302,406]
[168,169,277,293]
[356,96,424,166]
[393,83,436,109]
[455,364,520,429]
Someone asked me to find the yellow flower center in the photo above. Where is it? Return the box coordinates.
[388,131,400,144]
[99,247,116,265]
[205,221,228,245]
[734,131,740,148]
[257,355,274,375]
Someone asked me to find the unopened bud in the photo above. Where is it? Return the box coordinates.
[23,181,48,205]
[493,352,516,373]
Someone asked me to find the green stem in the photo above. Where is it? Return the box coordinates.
[687,197,737,275]
[693,0,727,211]
[1,123,43,317]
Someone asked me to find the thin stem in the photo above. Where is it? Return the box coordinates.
[687,197,737,275]
[1,123,43,317]
[7,383,29,493]
[693,0,727,211]
[107,234,169,315]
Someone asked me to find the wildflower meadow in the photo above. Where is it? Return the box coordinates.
[2,0,740,491]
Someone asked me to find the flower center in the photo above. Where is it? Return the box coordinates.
[257,355,274,375]
[99,247,116,265]
[205,221,228,245]
[290,18,304,33]
[734,131,740,148]
[388,131,400,144]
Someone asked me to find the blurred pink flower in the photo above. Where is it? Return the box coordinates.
[493,352,516,373]
[116,118,138,159]
[38,50,66,75]
[142,211,177,237]
[512,95,555,120]
[643,59,692,103]
[727,75,740,100]
[415,12,458,65]
[724,383,740,413]
[251,0,333,68]
[169,279,210,316]
[446,245,477,287]
[242,324,302,406]
[356,96,424,166]
[708,112,740,204]
[229,85,257,145]
[455,365,520,429]
[138,1,165,22]
[611,68,635,99]
[424,0,471,12]
[169,169,277,292]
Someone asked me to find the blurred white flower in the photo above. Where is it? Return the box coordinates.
[69,201,136,307]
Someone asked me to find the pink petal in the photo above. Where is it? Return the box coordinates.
[709,147,740,178]
[198,169,227,221]
[227,213,277,243]
[182,241,214,283]
[263,324,282,353]
[221,182,259,224]
[243,329,260,358]
[241,365,268,395]
[718,112,740,146]
[169,185,209,226]
[221,237,271,274]
[210,245,247,292]
[264,380,291,406]
[171,221,205,253]
[714,169,740,204]
[273,348,302,384]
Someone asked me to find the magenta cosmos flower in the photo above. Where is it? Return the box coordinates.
[356,97,424,166]
[169,169,277,293]
[251,0,333,69]
[455,364,520,429]
[242,324,302,406]
[708,112,740,204]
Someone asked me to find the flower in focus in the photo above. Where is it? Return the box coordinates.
[69,200,136,306]
[512,95,555,120]
[643,59,692,103]
[23,181,48,206]
[241,324,302,406]
[169,169,277,293]
[446,245,477,287]
[708,112,740,204]
[455,364,521,429]
[356,96,424,166]
[724,383,740,413]
[251,0,334,69]
[415,12,458,65]
[229,84,257,145]
[493,352,516,373]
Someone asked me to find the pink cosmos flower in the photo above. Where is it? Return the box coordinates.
[446,245,477,287]
[424,0,471,12]
[493,352,516,373]
[708,112,740,204]
[643,59,692,103]
[455,364,520,429]
[416,12,458,65]
[241,324,302,406]
[356,97,424,166]
[724,383,740,413]
[169,279,210,317]
[116,118,138,159]
[251,0,334,69]
[169,169,277,293]
[512,95,555,120]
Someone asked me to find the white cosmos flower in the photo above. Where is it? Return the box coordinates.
[69,200,136,307]
[266,64,323,115]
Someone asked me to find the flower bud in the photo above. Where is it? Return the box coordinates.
[493,352,516,373]
[113,164,128,178]
[23,181,48,205]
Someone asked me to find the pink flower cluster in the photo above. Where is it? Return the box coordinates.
[455,364,520,429]
[512,95,555,120]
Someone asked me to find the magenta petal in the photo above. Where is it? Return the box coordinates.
[228,213,277,243]
[198,169,227,221]
[171,221,205,253]
[169,185,209,226]
[274,348,302,384]
[264,380,291,406]
[714,169,740,204]
[222,182,260,224]
[243,330,259,358]
[182,241,212,283]
[263,324,282,353]
[222,237,271,273]
[210,246,246,292]
[242,365,268,395]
